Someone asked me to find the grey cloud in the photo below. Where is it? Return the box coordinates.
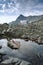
[0,0,43,16]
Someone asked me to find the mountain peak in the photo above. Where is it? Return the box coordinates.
[18,14,25,18]
[17,14,26,20]
[20,14,24,17]
[9,15,43,26]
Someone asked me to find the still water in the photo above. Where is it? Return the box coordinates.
[0,39,43,64]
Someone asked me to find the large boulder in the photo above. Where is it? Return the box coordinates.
[7,39,20,49]
[38,37,41,43]
[21,33,30,41]
[37,37,43,44]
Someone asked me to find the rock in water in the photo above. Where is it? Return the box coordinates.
[7,39,20,49]
[0,52,6,62]
[0,45,2,49]
[20,61,31,65]
[1,58,31,65]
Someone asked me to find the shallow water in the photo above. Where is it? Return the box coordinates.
[0,39,43,64]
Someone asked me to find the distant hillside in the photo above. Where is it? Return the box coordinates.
[32,16,43,26]
[9,15,43,26]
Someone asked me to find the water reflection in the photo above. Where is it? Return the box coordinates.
[0,39,43,64]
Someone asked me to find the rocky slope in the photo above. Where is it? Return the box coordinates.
[9,15,43,26]
[0,15,43,44]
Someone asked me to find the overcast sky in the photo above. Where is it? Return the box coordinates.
[0,0,43,23]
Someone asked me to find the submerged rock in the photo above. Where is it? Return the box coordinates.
[7,39,20,49]
[1,58,21,64]
[1,58,31,65]
[20,61,31,65]
[0,45,2,49]
[0,52,6,62]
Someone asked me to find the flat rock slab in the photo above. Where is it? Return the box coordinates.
[20,61,31,65]
[1,58,31,65]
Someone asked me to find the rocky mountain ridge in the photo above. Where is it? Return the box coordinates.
[9,15,43,26]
